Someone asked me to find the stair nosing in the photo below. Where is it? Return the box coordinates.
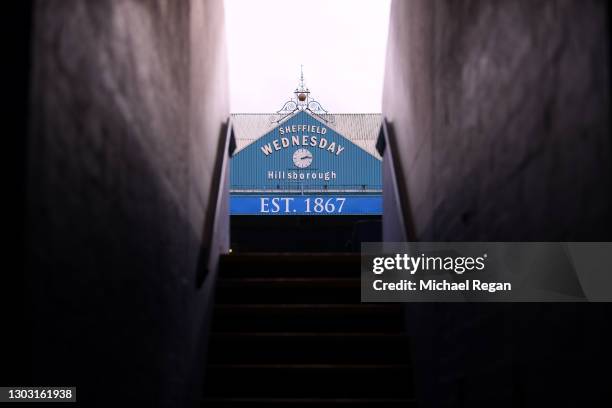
[215,304,399,309]
[202,397,417,403]
[207,363,412,369]
[218,277,360,282]
[210,332,408,337]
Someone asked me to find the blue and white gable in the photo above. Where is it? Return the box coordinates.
[230,110,381,192]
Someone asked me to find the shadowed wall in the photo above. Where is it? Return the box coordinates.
[26,1,228,406]
[384,0,611,241]
[383,1,611,407]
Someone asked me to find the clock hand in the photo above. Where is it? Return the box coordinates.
[301,155,312,160]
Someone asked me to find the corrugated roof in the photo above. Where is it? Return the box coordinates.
[231,111,383,160]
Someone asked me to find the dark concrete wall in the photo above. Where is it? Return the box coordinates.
[384,0,611,241]
[4,1,34,387]
[383,1,611,407]
[26,1,228,406]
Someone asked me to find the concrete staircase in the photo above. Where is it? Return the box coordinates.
[202,253,415,407]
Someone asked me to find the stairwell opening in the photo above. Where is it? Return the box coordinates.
[224,0,390,253]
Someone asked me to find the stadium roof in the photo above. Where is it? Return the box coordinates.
[231,111,383,160]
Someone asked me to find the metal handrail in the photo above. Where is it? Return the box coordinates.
[376,119,416,242]
[197,118,236,287]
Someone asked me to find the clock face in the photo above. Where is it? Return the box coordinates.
[293,148,313,168]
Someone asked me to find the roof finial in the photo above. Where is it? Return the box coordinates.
[270,66,334,124]
[299,64,305,90]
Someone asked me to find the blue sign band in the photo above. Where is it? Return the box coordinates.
[230,195,382,215]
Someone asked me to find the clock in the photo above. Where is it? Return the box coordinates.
[293,148,313,168]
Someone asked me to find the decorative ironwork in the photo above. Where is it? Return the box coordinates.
[270,65,335,125]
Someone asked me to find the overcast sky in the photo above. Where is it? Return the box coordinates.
[224,0,391,113]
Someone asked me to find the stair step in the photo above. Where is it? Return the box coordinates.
[215,278,361,304]
[207,332,411,364]
[219,253,361,278]
[204,364,413,398]
[205,252,414,403]
[211,304,403,332]
[201,397,417,407]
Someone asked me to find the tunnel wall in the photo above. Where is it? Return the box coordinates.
[26,0,228,406]
[383,1,611,407]
[384,0,611,241]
